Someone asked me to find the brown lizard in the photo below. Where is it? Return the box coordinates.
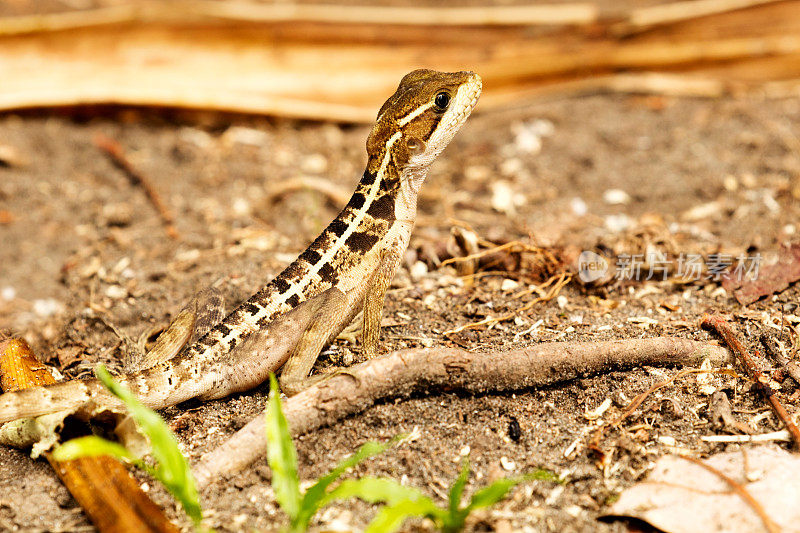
[0,69,482,425]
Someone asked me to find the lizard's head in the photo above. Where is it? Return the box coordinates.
[368,69,482,178]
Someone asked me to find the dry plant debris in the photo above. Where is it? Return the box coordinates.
[723,242,800,304]
[0,338,179,533]
[702,314,800,449]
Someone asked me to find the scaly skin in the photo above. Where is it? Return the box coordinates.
[0,69,482,424]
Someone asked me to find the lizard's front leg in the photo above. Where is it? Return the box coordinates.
[361,244,403,359]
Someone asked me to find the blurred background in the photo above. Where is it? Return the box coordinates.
[1,0,799,122]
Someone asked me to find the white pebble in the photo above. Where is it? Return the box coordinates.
[32,299,63,317]
[602,189,631,205]
[105,285,127,299]
[1,286,15,301]
[499,158,524,177]
[222,126,269,147]
[500,456,516,471]
[301,153,328,174]
[657,436,676,446]
[570,197,587,216]
[410,261,428,281]
[604,214,632,233]
[464,165,490,181]
[232,198,251,217]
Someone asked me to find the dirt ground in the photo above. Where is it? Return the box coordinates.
[1,76,800,531]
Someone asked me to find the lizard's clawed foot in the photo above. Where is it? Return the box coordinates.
[336,310,363,345]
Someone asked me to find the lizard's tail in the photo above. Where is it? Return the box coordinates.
[0,380,105,424]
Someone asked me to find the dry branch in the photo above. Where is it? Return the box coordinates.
[702,314,800,450]
[0,338,179,533]
[94,134,179,239]
[193,337,728,487]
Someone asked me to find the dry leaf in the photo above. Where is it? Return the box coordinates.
[607,446,800,533]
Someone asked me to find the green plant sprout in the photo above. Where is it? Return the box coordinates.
[326,458,561,532]
[52,365,205,530]
[264,373,395,533]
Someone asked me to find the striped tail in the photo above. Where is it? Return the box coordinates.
[0,380,110,424]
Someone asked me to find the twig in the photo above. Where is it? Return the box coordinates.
[701,430,791,443]
[443,271,571,335]
[94,134,179,239]
[440,241,540,268]
[263,176,350,207]
[702,314,800,450]
[0,338,179,533]
[760,332,800,386]
[678,454,781,533]
[193,336,728,486]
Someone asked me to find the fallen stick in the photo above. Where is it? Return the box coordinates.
[0,338,179,533]
[94,134,179,239]
[701,430,791,443]
[702,314,800,450]
[760,332,800,387]
[193,337,728,487]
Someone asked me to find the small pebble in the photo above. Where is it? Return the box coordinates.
[501,279,519,291]
[500,456,516,471]
[105,285,127,299]
[602,189,631,205]
[1,286,15,301]
[301,153,328,174]
[604,214,632,233]
[32,298,63,317]
[232,198,251,217]
[570,197,588,216]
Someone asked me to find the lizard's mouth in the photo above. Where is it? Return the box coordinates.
[424,73,482,158]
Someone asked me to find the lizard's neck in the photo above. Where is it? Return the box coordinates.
[235,136,418,327]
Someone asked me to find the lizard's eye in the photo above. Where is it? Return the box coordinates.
[433,92,450,111]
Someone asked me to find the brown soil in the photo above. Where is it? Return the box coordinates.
[1,85,799,530]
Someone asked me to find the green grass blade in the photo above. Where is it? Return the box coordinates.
[464,477,527,514]
[52,435,137,463]
[264,374,301,522]
[94,365,203,525]
[465,468,561,516]
[323,476,438,510]
[297,440,390,526]
[448,460,470,520]
[364,499,443,533]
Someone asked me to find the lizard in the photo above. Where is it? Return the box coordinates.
[0,69,482,426]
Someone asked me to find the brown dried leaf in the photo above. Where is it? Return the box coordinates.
[725,242,800,305]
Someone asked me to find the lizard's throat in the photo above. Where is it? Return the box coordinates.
[398,165,428,215]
